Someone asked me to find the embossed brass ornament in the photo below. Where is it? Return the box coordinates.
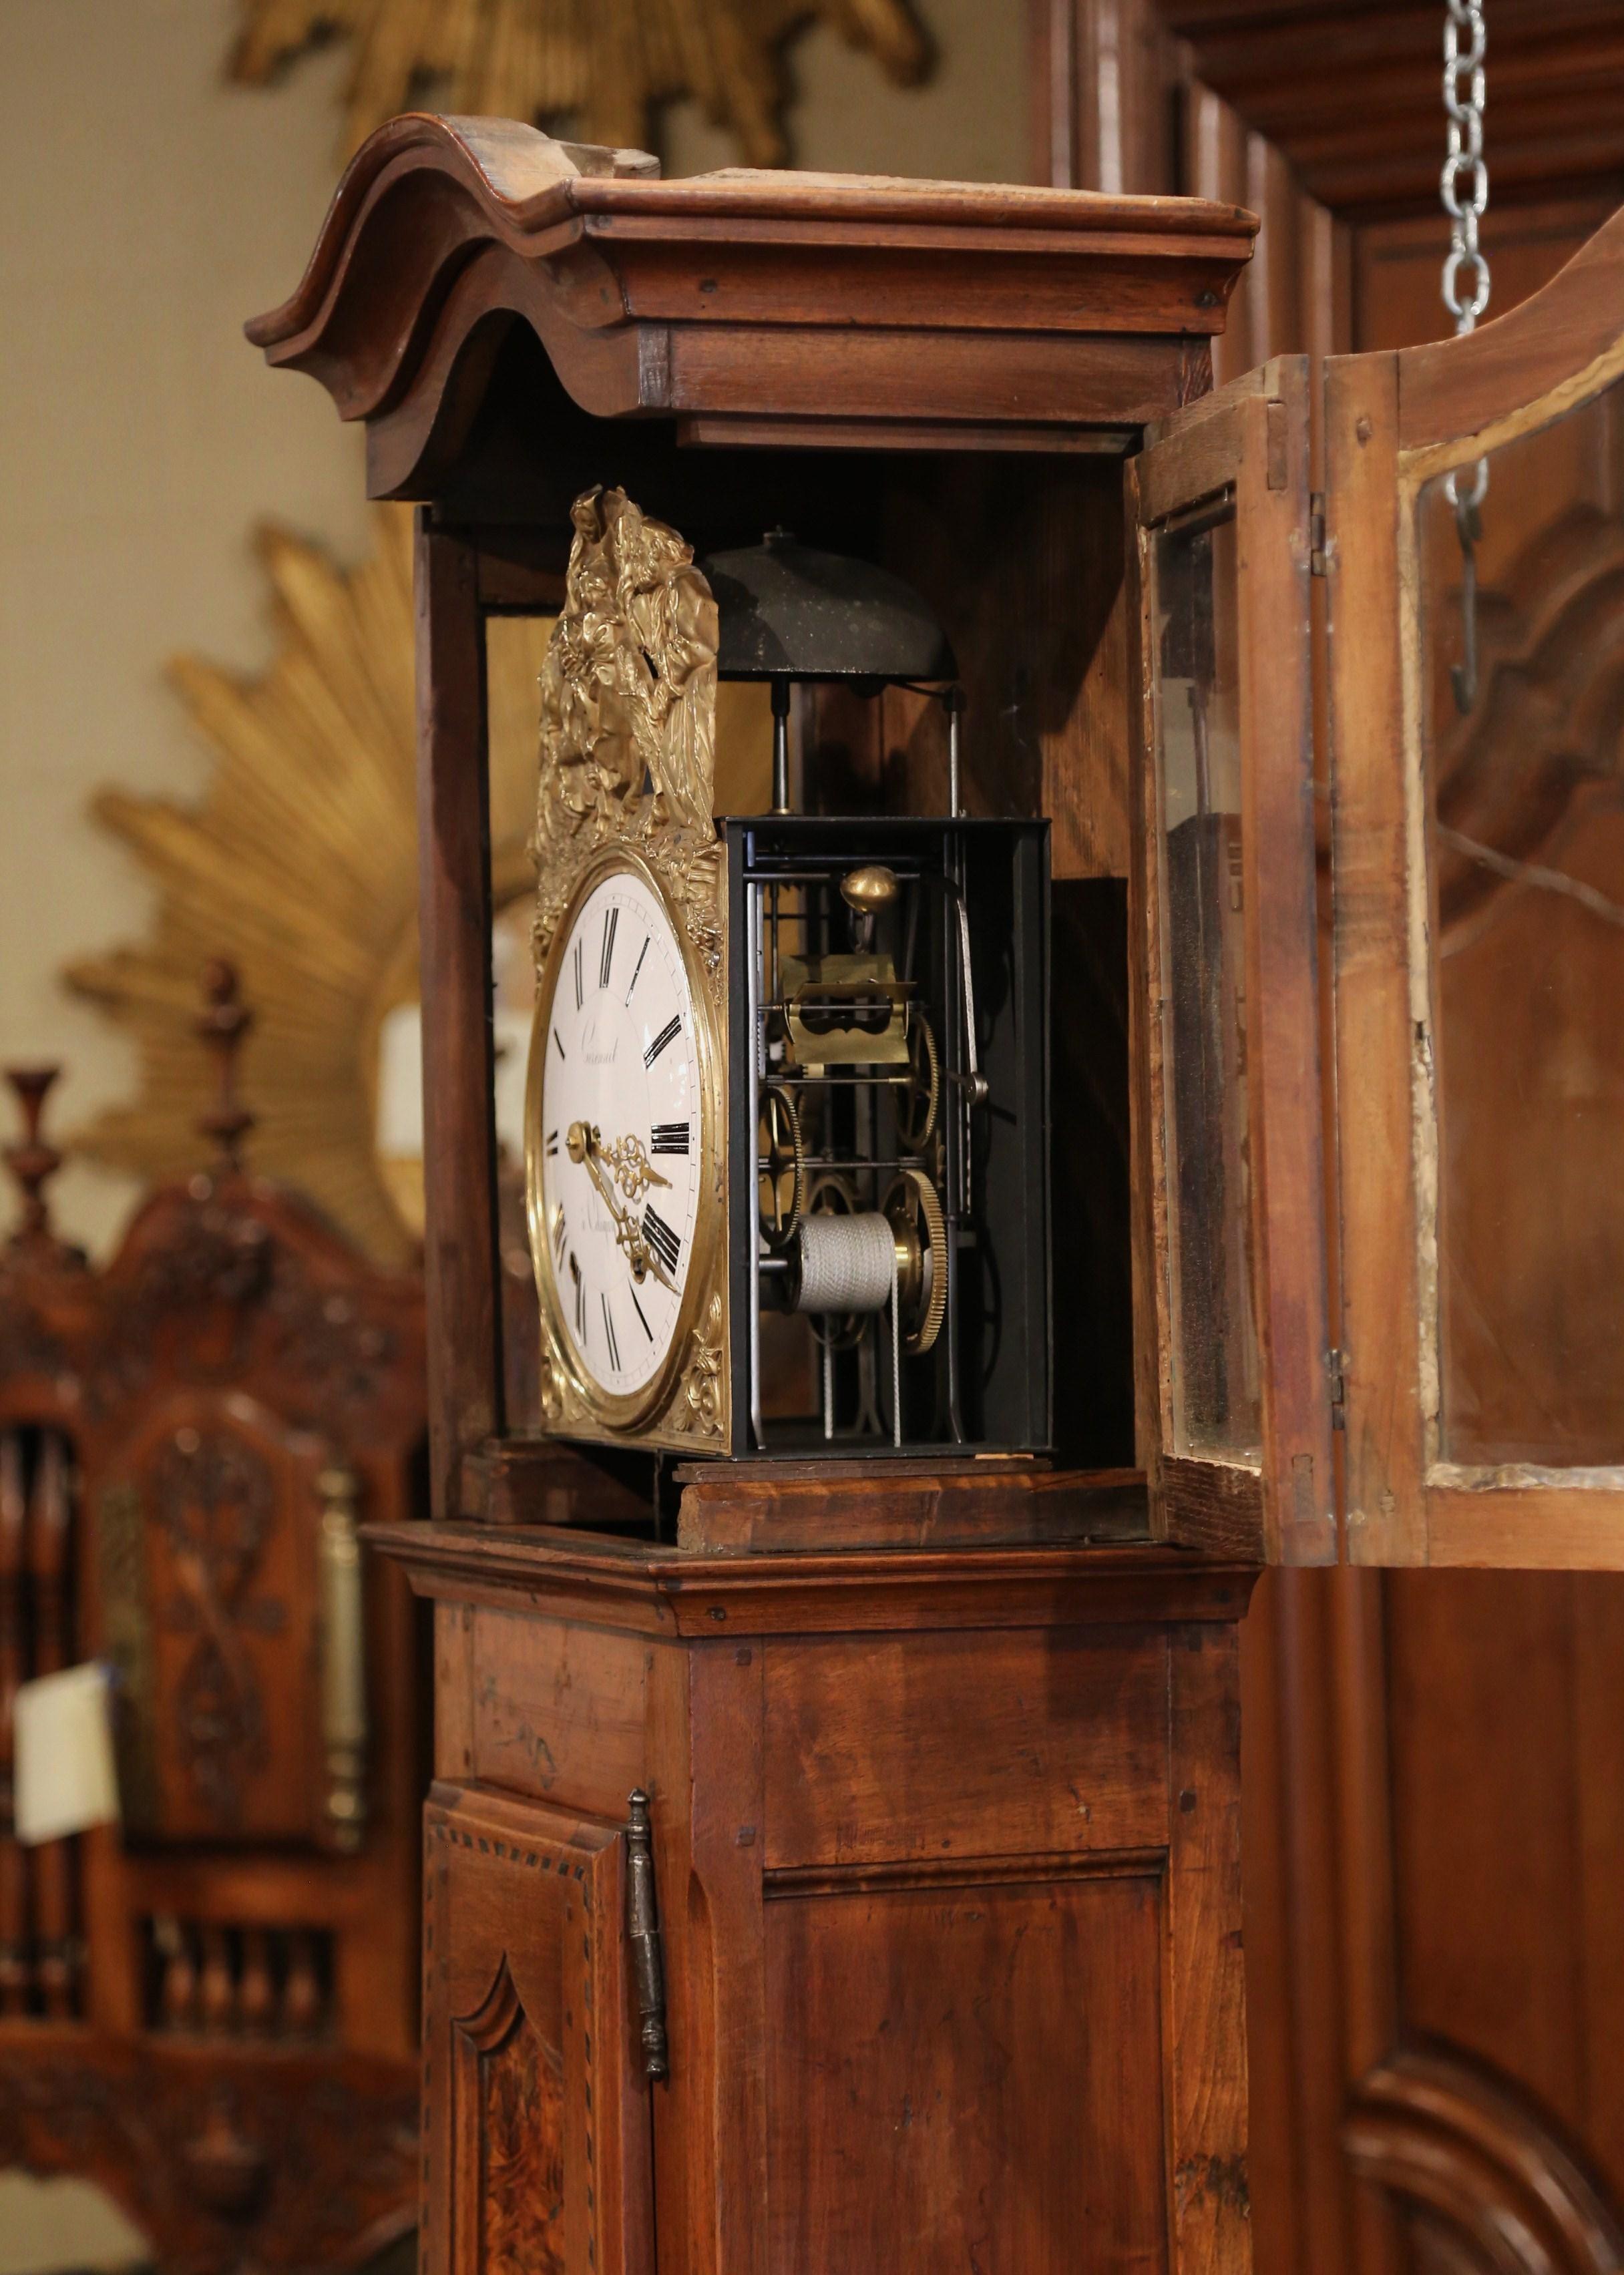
[532,487,723,978]
[524,490,730,1451]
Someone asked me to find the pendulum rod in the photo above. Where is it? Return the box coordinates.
[771,678,792,813]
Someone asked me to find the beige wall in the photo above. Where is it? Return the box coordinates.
[665,0,1030,181]
[0,0,1028,1266]
[0,0,373,1256]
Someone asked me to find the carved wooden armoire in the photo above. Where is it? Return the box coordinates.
[251,112,1624,2274]
[0,991,426,2275]
[1027,9,1624,2264]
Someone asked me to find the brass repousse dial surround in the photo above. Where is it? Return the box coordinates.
[520,485,731,1452]
[525,846,723,1434]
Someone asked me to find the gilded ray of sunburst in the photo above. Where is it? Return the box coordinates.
[65,510,544,1265]
[230,0,929,165]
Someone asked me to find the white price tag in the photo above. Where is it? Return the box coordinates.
[13,1663,120,1846]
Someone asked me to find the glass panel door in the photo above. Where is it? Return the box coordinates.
[1134,357,1336,1565]
[1328,204,1624,1565]
[1152,501,1263,1464]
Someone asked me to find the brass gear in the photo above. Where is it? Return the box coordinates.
[757,1084,805,1249]
[885,1167,948,1354]
[897,1010,939,1153]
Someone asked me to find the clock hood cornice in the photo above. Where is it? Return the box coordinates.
[246,112,1258,491]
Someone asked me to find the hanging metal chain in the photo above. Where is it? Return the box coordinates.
[1442,0,1490,710]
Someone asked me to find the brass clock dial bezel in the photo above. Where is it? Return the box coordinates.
[524,842,725,1436]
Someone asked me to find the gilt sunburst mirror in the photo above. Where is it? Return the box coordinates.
[229,0,929,164]
[67,508,769,1264]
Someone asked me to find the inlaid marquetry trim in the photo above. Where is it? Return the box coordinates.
[763,1848,1167,1901]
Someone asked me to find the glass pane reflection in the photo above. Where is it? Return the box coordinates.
[1422,379,1624,1467]
[1153,504,1262,1462]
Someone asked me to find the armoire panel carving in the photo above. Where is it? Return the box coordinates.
[1344,2051,1624,2275]
[453,1957,566,2275]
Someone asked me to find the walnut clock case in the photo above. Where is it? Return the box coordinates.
[249,122,1268,2275]
[249,111,1624,2275]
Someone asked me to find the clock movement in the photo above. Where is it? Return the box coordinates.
[523,489,1048,1461]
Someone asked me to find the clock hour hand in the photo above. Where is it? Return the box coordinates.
[567,1122,678,1294]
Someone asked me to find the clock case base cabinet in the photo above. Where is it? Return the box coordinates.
[725,814,1052,1461]
[395,1524,1256,2275]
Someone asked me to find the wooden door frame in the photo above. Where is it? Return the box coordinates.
[1132,357,1337,1565]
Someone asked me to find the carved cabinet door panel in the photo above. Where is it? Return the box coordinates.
[422,1782,653,2275]
[91,1388,330,1844]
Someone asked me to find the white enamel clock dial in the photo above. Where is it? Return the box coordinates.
[534,864,704,1406]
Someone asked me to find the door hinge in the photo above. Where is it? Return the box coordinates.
[1327,1346,1348,1429]
[1310,494,1328,577]
[626,1789,669,2081]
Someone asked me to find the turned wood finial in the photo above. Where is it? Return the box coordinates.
[3,1065,64,1243]
[196,960,255,1171]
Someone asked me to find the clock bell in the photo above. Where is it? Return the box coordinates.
[523,489,1049,1461]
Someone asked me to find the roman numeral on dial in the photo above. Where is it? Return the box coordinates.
[644,1015,682,1068]
[601,1292,621,1373]
[642,1205,681,1277]
[573,940,585,1012]
[649,1121,690,1156]
[600,905,618,990]
[570,1251,586,1341]
[626,938,650,1005]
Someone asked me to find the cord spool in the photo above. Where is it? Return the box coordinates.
[792,1210,895,1315]
[797,1177,867,1350]
[789,1167,948,1356]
